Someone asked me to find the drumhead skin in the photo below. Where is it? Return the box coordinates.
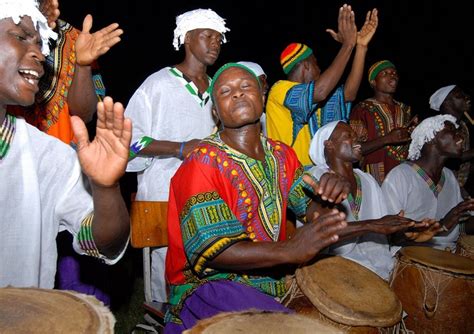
[184,311,344,334]
[296,256,402,327]
[400,246,474,275]
[0,288,115,333]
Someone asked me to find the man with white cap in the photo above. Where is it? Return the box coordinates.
[125,8,229,303]
[307,121,435,280]
[430,85,473,198]
[237,61,269,135]
[0,0,131,288]
[382,115,474,249]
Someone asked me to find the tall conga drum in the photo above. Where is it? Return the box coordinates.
[390,246,474,333]
[286,256,402,333]
[0,287,115,333]
[184,310,343,334]
[456,234,474,260]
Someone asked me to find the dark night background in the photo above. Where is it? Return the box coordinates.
[60,0,474,119]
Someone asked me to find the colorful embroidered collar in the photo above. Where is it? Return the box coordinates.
[169,67,211,108]
[0,114,16,160]
[347,172,362,220]
[408,162,445,198]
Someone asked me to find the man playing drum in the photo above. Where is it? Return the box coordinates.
[382,114,474,251]
[307,121,438,280]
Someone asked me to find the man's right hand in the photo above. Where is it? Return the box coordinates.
[384,127,411,145]
[286,209,347,264]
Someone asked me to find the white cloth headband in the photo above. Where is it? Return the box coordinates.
[309,120,342,168]
[408,114,458,160]
[173,8,229,51]
[429,85,456,111]
[0,0,57,55]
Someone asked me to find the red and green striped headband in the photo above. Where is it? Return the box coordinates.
[280,43,313,75]
[368,60,395,82]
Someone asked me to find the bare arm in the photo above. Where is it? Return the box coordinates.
[343,9,378,101]
[210,210,347,271]
[313,4,357,102]
[71,97,131,257]
[139,139,201,160]
[360,128,410,155]
[68,15,123,123]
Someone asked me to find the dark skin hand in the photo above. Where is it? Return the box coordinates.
[440,198,474,232]
[303,173,350,204]
[209,210,347,271]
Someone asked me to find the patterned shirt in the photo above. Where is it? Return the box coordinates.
[165,134,311,324]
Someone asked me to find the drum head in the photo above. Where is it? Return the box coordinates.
[184,310,343,334]
[400,246,474,275]
[0,287,115,333]
[459,235,474,250]
[296,256,402,327]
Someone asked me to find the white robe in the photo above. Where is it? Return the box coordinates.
[0,119,105,288]
[125,67,215,302]
[382,163,461,251]
[308,167,397,280]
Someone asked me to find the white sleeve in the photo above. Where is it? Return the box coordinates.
[381,168,408,215]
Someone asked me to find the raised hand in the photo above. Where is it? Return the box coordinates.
[357,8,378,47]
[76,14,124,66]
[385,127,411,145]
[39,0,60,29]
[326,4,357,47]
[71,96,132,187]
[303,173,350,204]
[287,209,347,264]
[441,198,474,230]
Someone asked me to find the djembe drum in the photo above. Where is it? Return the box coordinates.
[285,256,402,333]
[184,310,343,334]
[0,287,115,333]
[456,234,474,260]
[390,246,474,333]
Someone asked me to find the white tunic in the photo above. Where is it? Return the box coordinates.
[309,167,397,280]
[125,67,215,302]
[125,67,215,201]
[382,163,461,251]
[1,118,94,288]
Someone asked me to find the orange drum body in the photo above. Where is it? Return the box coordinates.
[391,246,474,333]
[0,287,115,333]
[286,256,402,333]
[184,310,343,334]
[456,234,474,260]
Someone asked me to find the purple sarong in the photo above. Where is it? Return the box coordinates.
[164,280,291,334]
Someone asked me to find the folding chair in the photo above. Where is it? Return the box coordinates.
[130,200,169,333]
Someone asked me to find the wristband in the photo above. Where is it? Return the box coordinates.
[179,142,185,160]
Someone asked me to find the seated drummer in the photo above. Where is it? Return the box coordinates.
[164,63,355,333]
[382,115,474,250]
[307,121,439,280]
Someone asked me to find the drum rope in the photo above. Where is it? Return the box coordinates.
[419,266,451,317]
[279,276,303,307]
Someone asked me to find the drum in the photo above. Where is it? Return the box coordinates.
[0,287,115,333]
[456,234,474,260]
[183,310,343,334]
[390,246,474,333]
[285,256,402,333]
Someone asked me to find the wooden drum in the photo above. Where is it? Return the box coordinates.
[286,256,402,333]
[390,246,474,333]
[0,287,115,333]
[184,310,343,334]
[456,234,474,260]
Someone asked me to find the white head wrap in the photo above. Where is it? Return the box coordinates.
[237,61,266,78]
[408,114,458,160]
[172,8,229,51]
[429,85,456,111]
[0,0,57,55]
[309,120,342,168]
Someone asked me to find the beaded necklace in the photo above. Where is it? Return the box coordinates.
[0,114,16,160]
[347,172,362,220]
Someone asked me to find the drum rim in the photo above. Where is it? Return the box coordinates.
[0,287,114,333]
[295,256,402,327]
[399,246,474,275]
